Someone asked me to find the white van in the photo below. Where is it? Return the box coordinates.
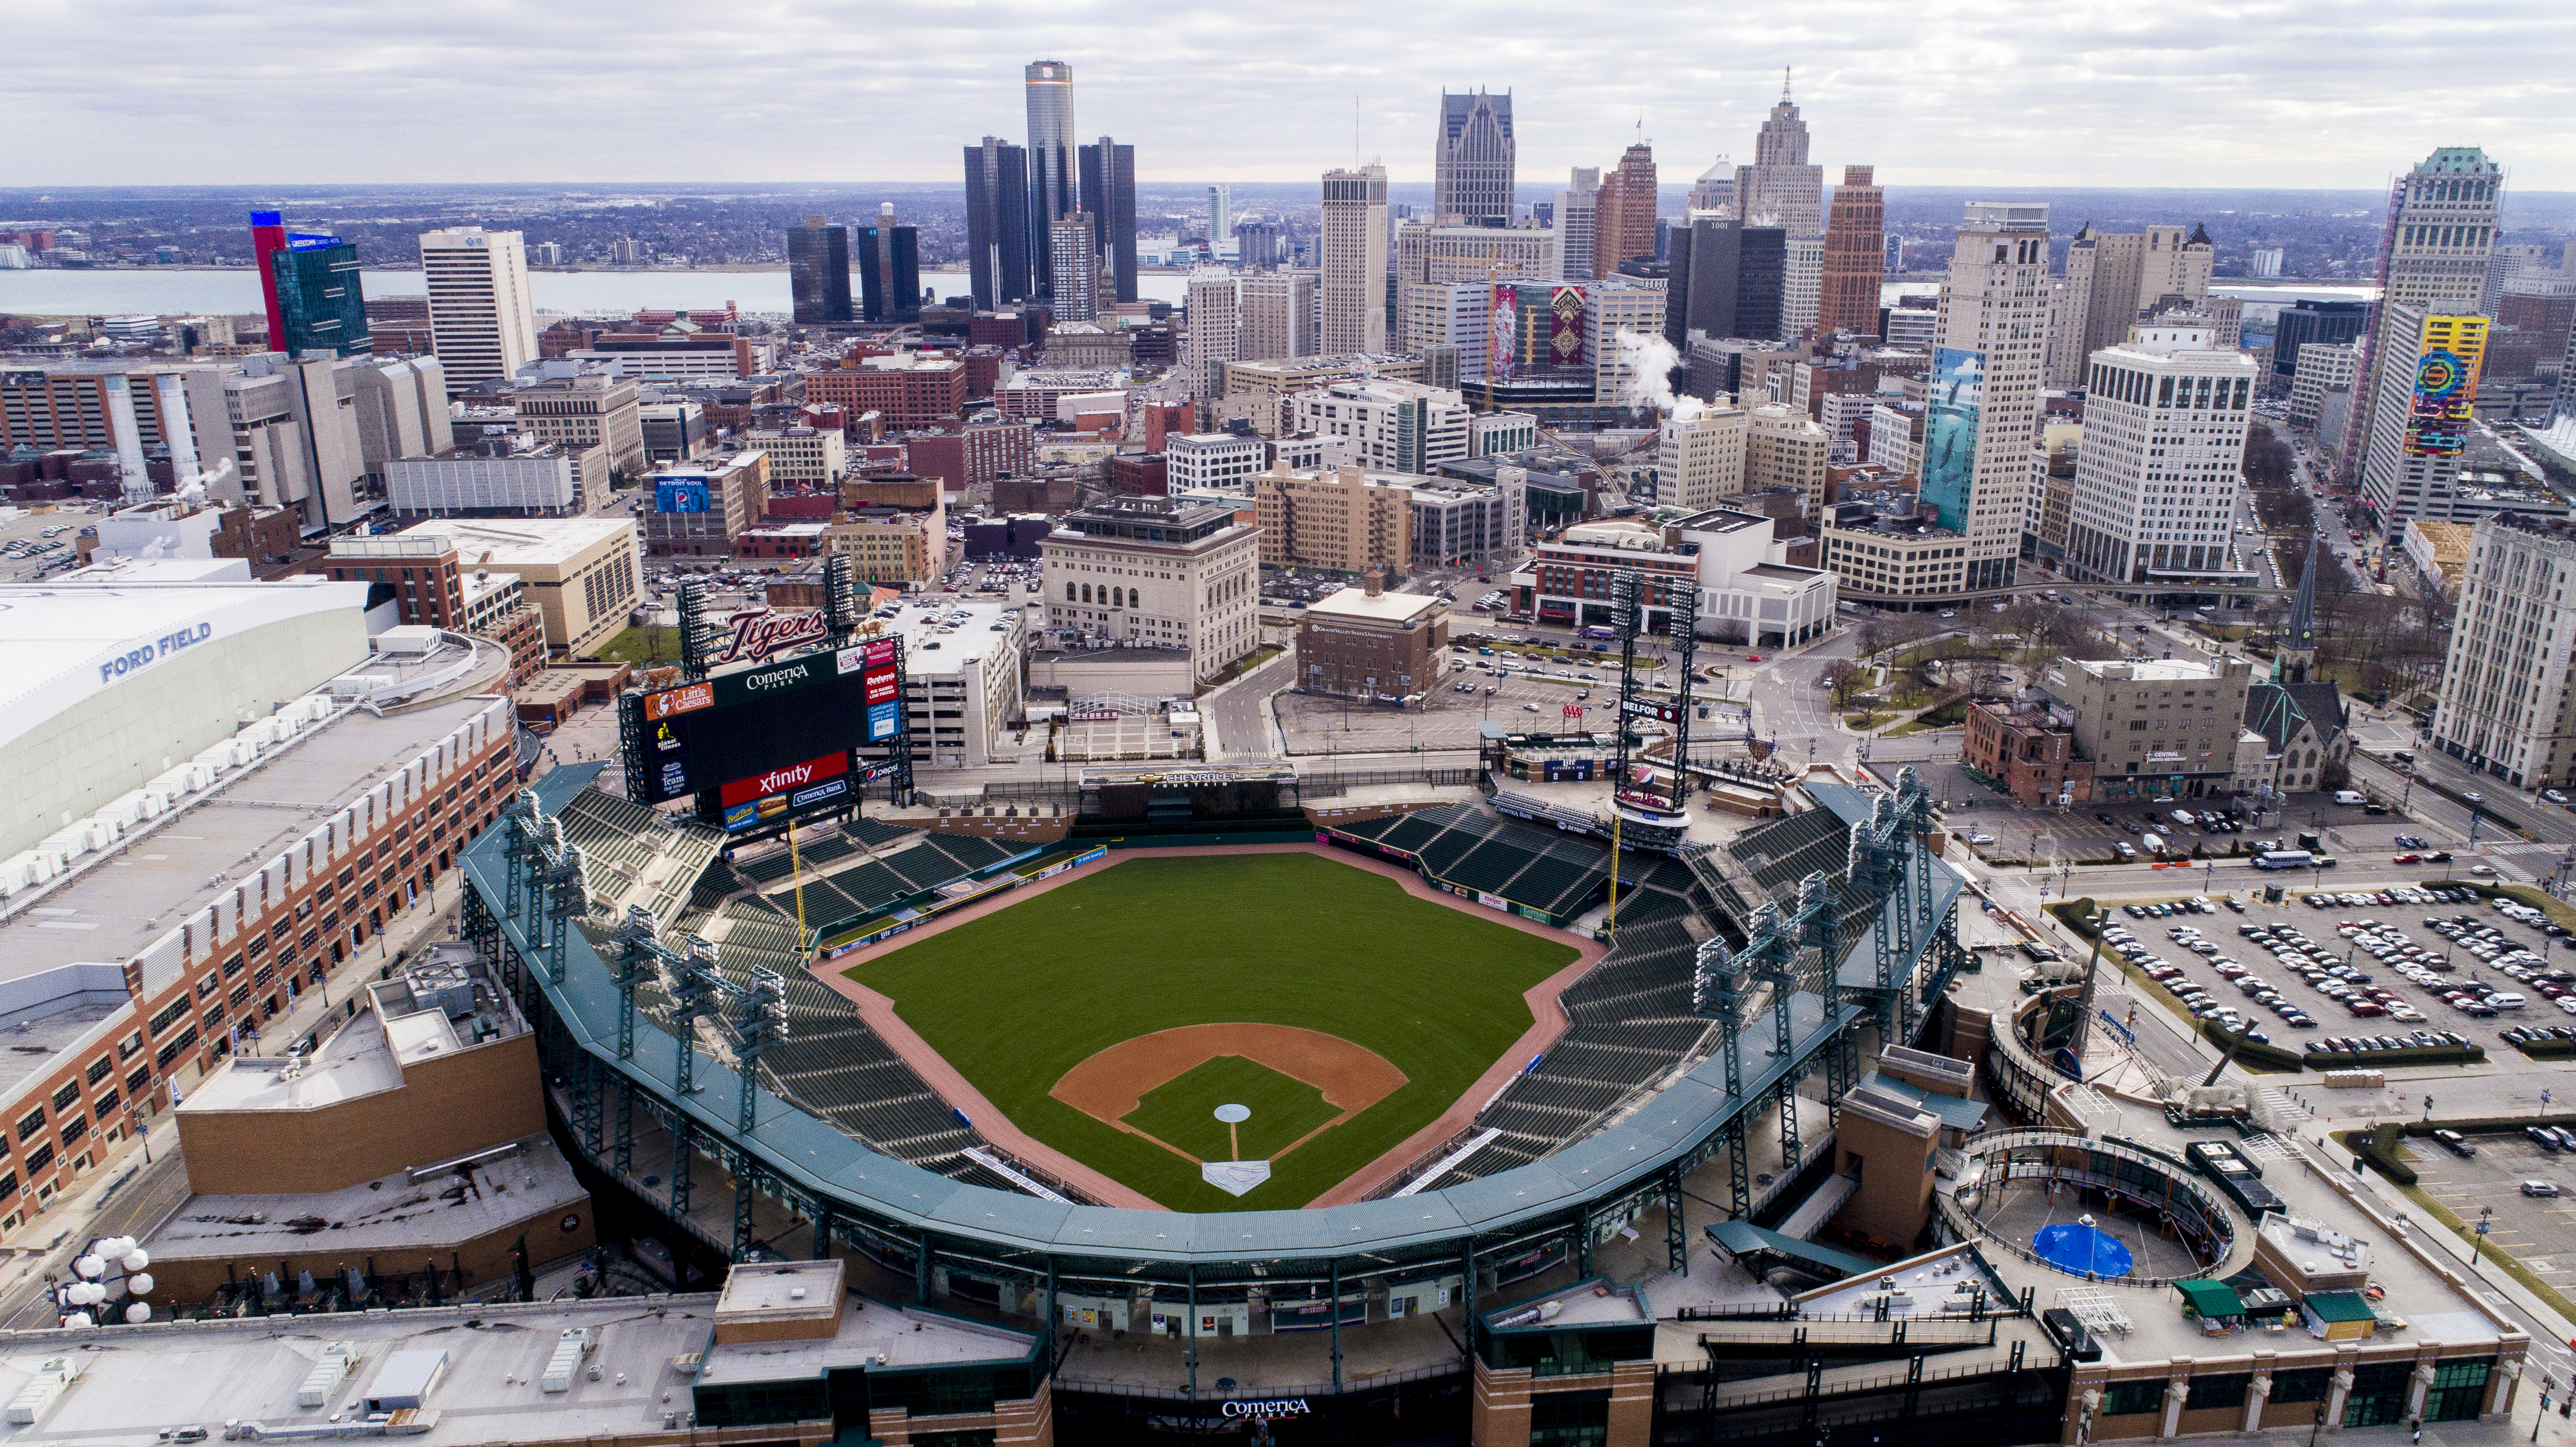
[2489,992,2528,1010]
[2141,833,2166,855]
[2332,790,2369,806]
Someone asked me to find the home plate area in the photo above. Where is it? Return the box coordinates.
[1049,1024,1405,1197]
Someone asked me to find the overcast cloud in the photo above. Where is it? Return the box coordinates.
[11,0,2573,190]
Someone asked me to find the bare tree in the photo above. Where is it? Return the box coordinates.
[1817,658,1866,708]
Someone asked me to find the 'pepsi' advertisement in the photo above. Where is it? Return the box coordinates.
[655,476,711,514]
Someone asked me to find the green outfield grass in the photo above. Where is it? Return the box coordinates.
[845,852,1579,1210]
[1125,1056,1338,1163]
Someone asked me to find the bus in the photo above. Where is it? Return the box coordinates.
[1576,626,1618,641]
[2254,849,2314,870]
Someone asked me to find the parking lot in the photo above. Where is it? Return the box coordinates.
[2095,881,2576,1063]
[1276,634,1731,757]
[2409,1130,2576,1293]
[1982,794,2443,866]
[0,505,101,580]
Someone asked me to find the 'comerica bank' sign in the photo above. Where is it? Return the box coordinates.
[99,622,214,684]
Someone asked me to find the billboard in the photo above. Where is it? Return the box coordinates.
[656,477,711,514]
[1547,286,1587,369]
[631,639,900,825]
[1920,347,1984,531]
[1488,284,1520,382]
[2401,315,2485,460]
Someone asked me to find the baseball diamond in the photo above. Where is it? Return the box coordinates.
[841,850,1580,1210]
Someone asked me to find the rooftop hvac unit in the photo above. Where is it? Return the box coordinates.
[97,791,152,829]
[1,850,61,895]
[153,762,216,795]
[5,1357,83,1427]
[373,626,441,656]
[41,820,113,859]
[295,1342,358,1408]
[361,1348,447,1413]
[289,694,335,723]
[540,1328,592,1394]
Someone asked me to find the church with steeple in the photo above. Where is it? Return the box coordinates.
[2245,536,2351,793]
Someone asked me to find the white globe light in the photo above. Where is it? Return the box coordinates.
[63,1311,91,1329]
[79,1282,107,1306]
[124,1303,151,1324]
[126,1273,153,1296]
[72,1255,103,1279]
[103,1236,134,1257]
[121,1250,149,1272]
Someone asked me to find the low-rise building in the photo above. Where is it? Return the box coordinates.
[743,425,846,486]
[2402,516,2476,597]
[1254,462,1415,577]
[995,367,1126,422]
[324,532,547,686]
[1043,321,1134,370]
[384,436,609,517]
[2039,653,2256,800]
[1515,510,1835,647]
[1963,702,2094,806]
[801,353,967,431]
[508,367,645,478]
[644,449,771,558]
[1167,431,1267,492]
[825,506,944,584]
[1407,476,1519,566]
[1041,495,1261,680]
[1818,499,1972,604]
[395,516,643,655]
[1296,574,1449,700]
[904,415,1033,489]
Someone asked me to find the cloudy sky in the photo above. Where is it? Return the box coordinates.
[14,0,2573,190]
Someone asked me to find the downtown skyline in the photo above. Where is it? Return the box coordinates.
[9,0,2576,190]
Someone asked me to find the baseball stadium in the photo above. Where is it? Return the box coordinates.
[458,746,1997,1446]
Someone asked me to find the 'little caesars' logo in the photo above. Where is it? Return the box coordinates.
[715,610,829,665]
[99,622,213,684]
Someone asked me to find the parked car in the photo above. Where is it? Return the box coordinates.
[2434,1129,2477,1157]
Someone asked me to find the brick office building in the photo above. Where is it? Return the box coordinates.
[801,355,967,430]
[1293,574,1450,701]
[1963,702,2095,807]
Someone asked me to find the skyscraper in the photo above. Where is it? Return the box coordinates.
[1079,137,1138,303]
[1238,273,1317,362]
[1182,269,1240,398]
[1688,158,1736,215]
[1048,216,1100,324]
[1321,165,1389,355]
[964,137,1032,311]
[1734,74,1824,237]
[1666,218,1785,346]
[2359,305,2488,534]
[1781,235,1824,341]
[253,211,370,358]
[419,227,539,397]
[1434,89,1516,224]
[2381,147,2504,315]
[1816,166,1885,338]
[786,214,853,325]
[2063,331,2257,586]
[857,204,921,324]
[1206,185,1231,249]
[1025,60,1080,297]
[1592,144,1658,276]
[2049,224,2214,387]
[1928,202,2053,590]
[1556,168,1600,281]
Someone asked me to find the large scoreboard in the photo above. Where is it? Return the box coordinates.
[626,637,904,833]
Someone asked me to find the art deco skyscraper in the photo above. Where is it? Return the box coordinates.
[1927,202,2053,590]
[1434,89,1516,224]
[1591,144,1658,276]
[1025,59,1080,298]
[1321,165,1389,354]
[1816,166,1884,337]
[1734,74,1824,237]
[1079,137,1138,304]
[2381,147,2503,314]
[963,136,1031,310]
